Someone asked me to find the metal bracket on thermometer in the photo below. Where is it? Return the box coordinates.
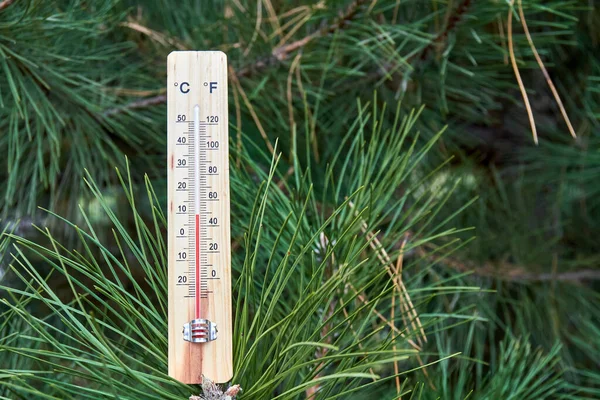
[183,319,218,343]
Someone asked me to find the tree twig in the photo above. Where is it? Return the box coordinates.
[102,94,166,117]
[337,0,473,92]
[102,0,370,117]
[419,0,473,61]
[121,20,187,50]
[417,245,600,283]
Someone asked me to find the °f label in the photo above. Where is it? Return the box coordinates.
[167,51,232,384]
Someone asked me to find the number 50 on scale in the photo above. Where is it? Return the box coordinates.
[167,51,232,384]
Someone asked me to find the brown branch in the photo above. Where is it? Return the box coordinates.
[348,217,600,288]
[417,245,600,283]
[520,269,600,282]
[102,0,471,117]
[337,0,474,92]
[102,94,166,117]
[102,0,370,117]
[420,0,473,61]
[272,0,369,61]
[121,20,187,50]
[0,0,15,11]
[350,208,599,285]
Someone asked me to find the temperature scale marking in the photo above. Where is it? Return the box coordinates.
[167,51,232,384]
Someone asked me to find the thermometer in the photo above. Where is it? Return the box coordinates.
[167,51,232,384]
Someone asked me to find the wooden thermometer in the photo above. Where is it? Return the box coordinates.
[167,51,232,384]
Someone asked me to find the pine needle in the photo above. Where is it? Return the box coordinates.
[391,240,407,398]
[228,65,275,154]
[121,20,187,50]
[392,0,401,24]
[262,0,283,41]
[517,0,577,139]
[294,60,320,163]
[508,1,538,144]
[287,53,303,157]
[354,213,427,346]
[231,80,243,168]
[243,0,262,56]
[347,283,421,350]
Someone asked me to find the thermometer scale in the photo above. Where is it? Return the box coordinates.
[167,51,232,384]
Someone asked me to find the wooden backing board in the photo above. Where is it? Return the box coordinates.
[167,51,232,384]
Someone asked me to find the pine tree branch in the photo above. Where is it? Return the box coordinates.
[102,94,167,116]
[103,0,472,118]
[338,0,473,91]
[121,20,187,50]
[271,0,369,60]
[419,0,472,61]
[102,0,370,117]
[371,230,600,284]
[418,246,600,283]
[521,269,600,282]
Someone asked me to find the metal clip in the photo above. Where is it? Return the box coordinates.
[183,319,218,343]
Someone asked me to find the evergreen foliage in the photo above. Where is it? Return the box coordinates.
[1,0,599,398]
